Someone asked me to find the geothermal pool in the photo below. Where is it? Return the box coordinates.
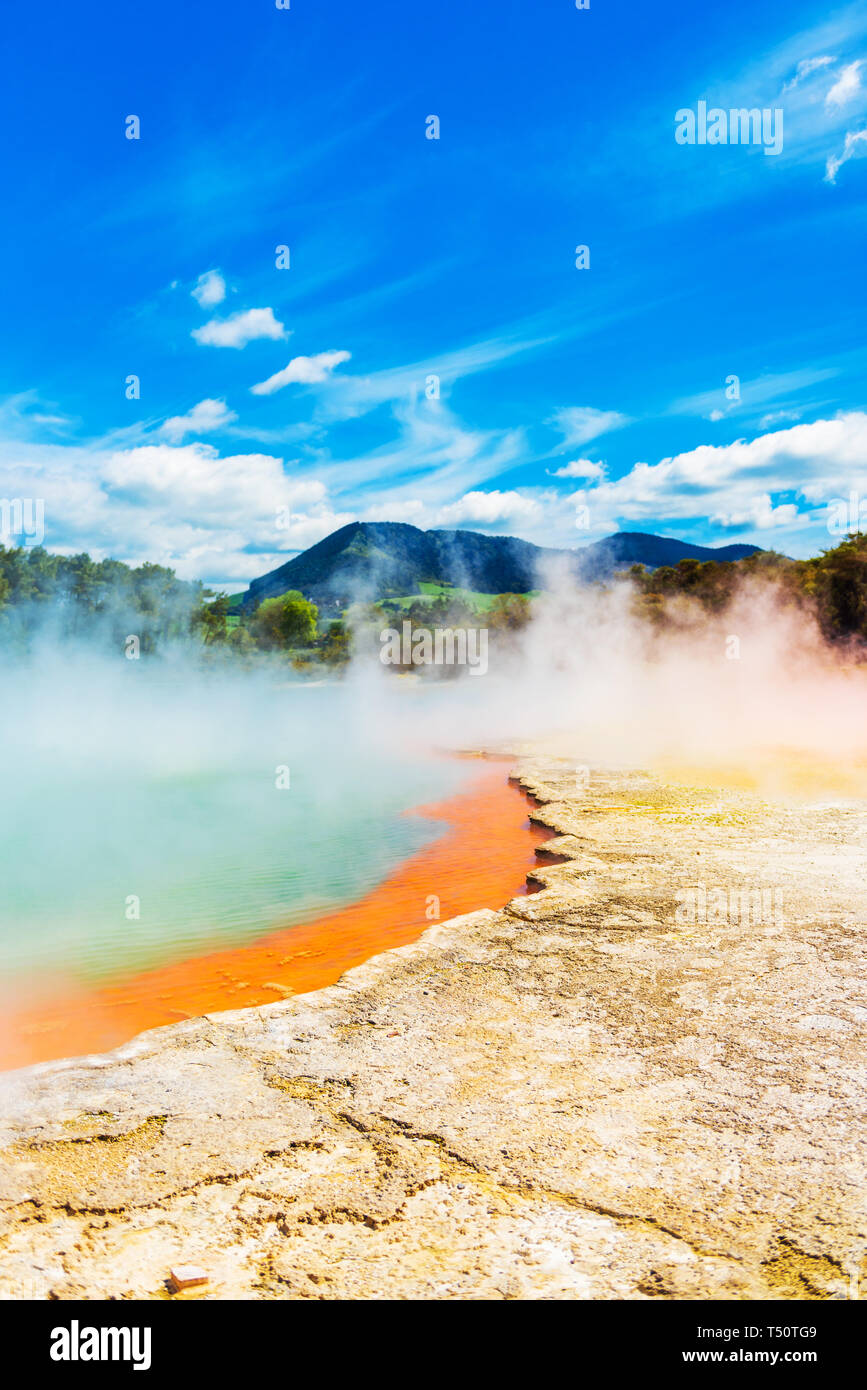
[0,664,472,994]
[0,659,545,1067]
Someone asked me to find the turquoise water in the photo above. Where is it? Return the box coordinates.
[0,662,469,987]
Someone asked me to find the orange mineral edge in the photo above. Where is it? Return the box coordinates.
[0,763,551,1071]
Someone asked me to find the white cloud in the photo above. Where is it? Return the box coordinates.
[782,55,835,92]
[192,308,286,349]
[9,411,867,585]
[361,499,427,526]
[0,433,343,585]
[826,59,864,108]
[548,406,630,449]
[825,126,867,182]
[573,412,867,537]
[251,350,351,396]
[709,493,800,530]
[99,443,328,532]
[191,270,226,308]
[548,458,607,480]
[160,398,237,443]
[435,490,542,526]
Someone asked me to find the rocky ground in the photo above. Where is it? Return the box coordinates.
[1,759,865,1300]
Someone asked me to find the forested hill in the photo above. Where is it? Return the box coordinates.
[243,521,760,611]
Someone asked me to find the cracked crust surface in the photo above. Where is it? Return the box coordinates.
[1,760,865,1299]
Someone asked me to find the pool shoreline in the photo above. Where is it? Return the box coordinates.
[1,760,550,1071]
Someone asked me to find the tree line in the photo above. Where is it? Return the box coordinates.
[3,535,867,664]
[0,545,334,662]
[625,535,867,645]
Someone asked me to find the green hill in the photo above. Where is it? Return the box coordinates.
[243,522,760,614]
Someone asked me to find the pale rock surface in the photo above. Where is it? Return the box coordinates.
[1,761,865,1299]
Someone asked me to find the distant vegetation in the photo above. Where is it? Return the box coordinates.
[3,534,867,667]
[626,537,867,645]
[0,546,202,652]
[0,546,337,666]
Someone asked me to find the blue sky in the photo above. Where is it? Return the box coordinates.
[1,0,866,587]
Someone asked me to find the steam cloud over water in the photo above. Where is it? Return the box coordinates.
[0,650,469,997]
[2,564,866,1015]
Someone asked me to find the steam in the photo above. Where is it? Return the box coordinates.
[0,646,466,1004]
[3,552,866,796]
[346,562,867,791]
[2,555,866,1044]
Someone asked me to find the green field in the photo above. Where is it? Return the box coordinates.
[379,582,539,612]
[227,582,539,634]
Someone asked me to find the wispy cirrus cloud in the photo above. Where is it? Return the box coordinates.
[302,330,552,425]
[825,126,867,182]
[782,55,835,93]
[0,390,79,440]
[669,367,838,421]
[548,406,630,450]
[311,395,526,504]
[826,59,864,109]
[759,408,803,428]
[192,307,286,349]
